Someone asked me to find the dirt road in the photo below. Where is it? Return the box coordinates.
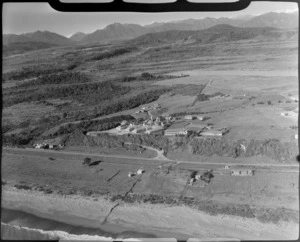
[124,142,170,161]
[3,147,298,173]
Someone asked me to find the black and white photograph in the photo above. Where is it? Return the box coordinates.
[1,0,299,240]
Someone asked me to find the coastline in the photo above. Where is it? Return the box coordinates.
[1,186,298,240]
[1,222,117,241]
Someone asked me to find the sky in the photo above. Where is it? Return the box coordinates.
[3,1,298,37]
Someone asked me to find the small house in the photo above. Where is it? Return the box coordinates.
[195,174,201,180]
[145,127,164,135]
[200,130,223,137]
[121,120,127,126]
[116,125,123,131]
[128,172,135,177]
[137,169,145,175]
[35,144,45,149]
[184,115,194,120]
[188,178,196,185]
[290,96,299,102]
[164,128,188,136]
[125,124,135,132]
[200,127,228,137]
[231,169,254,176]
[132,126,147,134]
[240,144,246,152]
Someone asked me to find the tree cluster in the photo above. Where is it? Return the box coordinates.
[17,72,90,87]
[3,66,64,81]
[4,80,131,107]
[93,88,170,117]
[88,47,135,61]
[118,72,183,83]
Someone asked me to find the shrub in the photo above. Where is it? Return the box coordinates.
[290,125,298,130]
[267,101,272,105]
[190,170,198,178]
[83,157,92,166]
[141,72,154,80]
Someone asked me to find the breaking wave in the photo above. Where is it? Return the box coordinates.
[1,222,116,240]
[1,208,155,240]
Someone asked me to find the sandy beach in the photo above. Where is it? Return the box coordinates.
[2,186,298,240]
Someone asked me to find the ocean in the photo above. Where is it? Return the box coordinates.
[1,208,156,240]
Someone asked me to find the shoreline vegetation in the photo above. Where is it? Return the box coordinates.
[1,185,298,240]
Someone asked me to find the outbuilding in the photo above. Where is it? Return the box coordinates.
[132,127,147,134]
[137,169,145,175]
[231,169,254,176]
[164,128,188,136]
[145,127,164,135]
[184,115,194,120]
[121,120,128,126]
[188,178,196,185]
[128,172,135,177]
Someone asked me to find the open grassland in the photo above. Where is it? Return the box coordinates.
[2,148,299,213]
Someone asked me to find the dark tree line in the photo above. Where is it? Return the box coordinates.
[193,91,226,104]
[3,66,64,81]
[93,88,170,118]
[44,115,135,139]
[88,47,136,61]
[3,114,135,147]
[16,72,90,87]
[56,87,171,122]
[118,72,184,83]
[4,81,131,107]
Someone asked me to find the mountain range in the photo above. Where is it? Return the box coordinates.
[129,24,297,47]
[3,12,298,50]
[3,30,73,46]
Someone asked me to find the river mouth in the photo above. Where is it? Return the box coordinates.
[1,207,157,239]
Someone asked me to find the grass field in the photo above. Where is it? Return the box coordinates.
[2,148,298,220]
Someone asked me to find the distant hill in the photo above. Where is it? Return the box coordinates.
[240,12,298,29]
[129,24,296,46]
[3,12,297,48]
[144,17,244,32]
[3,41,58,55]
[69,32,86,42]
[79,23,149,44]
[2,34,30,45]
[76,12,297,44]
[3,31,74,46]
